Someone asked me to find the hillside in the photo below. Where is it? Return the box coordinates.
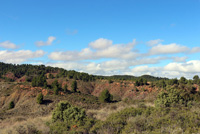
[0,62,200,133]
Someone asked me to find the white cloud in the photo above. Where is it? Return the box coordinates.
[149,43,188,55]
[0,50,45,64]
[89,38,113,50]
[146,39,163,46]
[128,60,200,79]
[0,41,18,49]
[46,38,200,78]
[49,38,137,61]
[172,56,188,62]
[164,60,200,73]
[189,47,200,53]
[46,56,167,76]
[35,36,56,47]
[130,66,161,76]
[46,59,200,79]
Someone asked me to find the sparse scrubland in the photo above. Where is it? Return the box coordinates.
[1,62,200,133]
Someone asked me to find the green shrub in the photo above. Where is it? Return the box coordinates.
[155,88,191,107]
[71,80,77,92]
[99,89,113,103]
[51,101,95,133]
[9,101,15,109]
[91,107,143,133]
[36,93,43,104]
[52,101,86,124]
[91,103,200,134]
[108,79,113,84]
[63,84,68,92]
[54,86,59,95]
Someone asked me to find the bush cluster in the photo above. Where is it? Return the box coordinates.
[50,101,95,133]
[90,104,200,134]
[155,88,200,107]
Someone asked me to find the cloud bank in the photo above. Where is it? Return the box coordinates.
[0,50,45,64]
[46,38,200,78]
[0,41,18,49]
[35,36,56,47]
[49,38,137,61]
[0,37,199,79]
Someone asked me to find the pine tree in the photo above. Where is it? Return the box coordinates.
[37,93,43,104]
[63,84,68,92]
[99,89,113,103]
[54,86,59,95]
[71,81,77,92]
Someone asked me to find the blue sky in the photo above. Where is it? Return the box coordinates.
[0,0,200,78]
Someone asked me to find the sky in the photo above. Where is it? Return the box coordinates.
[0,0,200,79]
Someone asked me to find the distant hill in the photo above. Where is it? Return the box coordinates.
[140,75,168,81]
[97,74,168,82]
[0,62,168,82]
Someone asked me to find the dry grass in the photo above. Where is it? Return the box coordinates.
[87,102,137,121]
[87,101,155,121]
[0,114,51,134]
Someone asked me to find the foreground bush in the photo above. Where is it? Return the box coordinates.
[50,101,95,133]
[155,88,199,107]
[90,104,200,134]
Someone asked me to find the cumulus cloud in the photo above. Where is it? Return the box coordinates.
[164,60,200,73]
[189,47,200,53]
[129,60,200,79]
[172,56,188,62]
[146,39,163,46]
[89,38,113,50]
[49,38,137,61]
[46,56,168,76]
[35,36,56,47]
[149,43,188,55]
[0,41,18,49]
[46,38,200,78]
[0,50,45,64]
[46,59,200,79]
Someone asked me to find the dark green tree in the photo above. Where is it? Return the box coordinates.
[52,79,60,89]
[193,75,199,84]
[63,84,68,92]
[36,93,43,104]
[31,77,37,87]
[143,79,147,85]
[160,79,166,88]
[71,80,77,92]
[54,86,59,95]
[9,101,15,109]
[150,82,154,88]
[108,79,113,84]
[135,80,139,86]
[31,74,47,87]
[138,78,144,86]
[168,78,178,85]
[48,73,54,79]
[99,89,113,103]
[179,76,187,84]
